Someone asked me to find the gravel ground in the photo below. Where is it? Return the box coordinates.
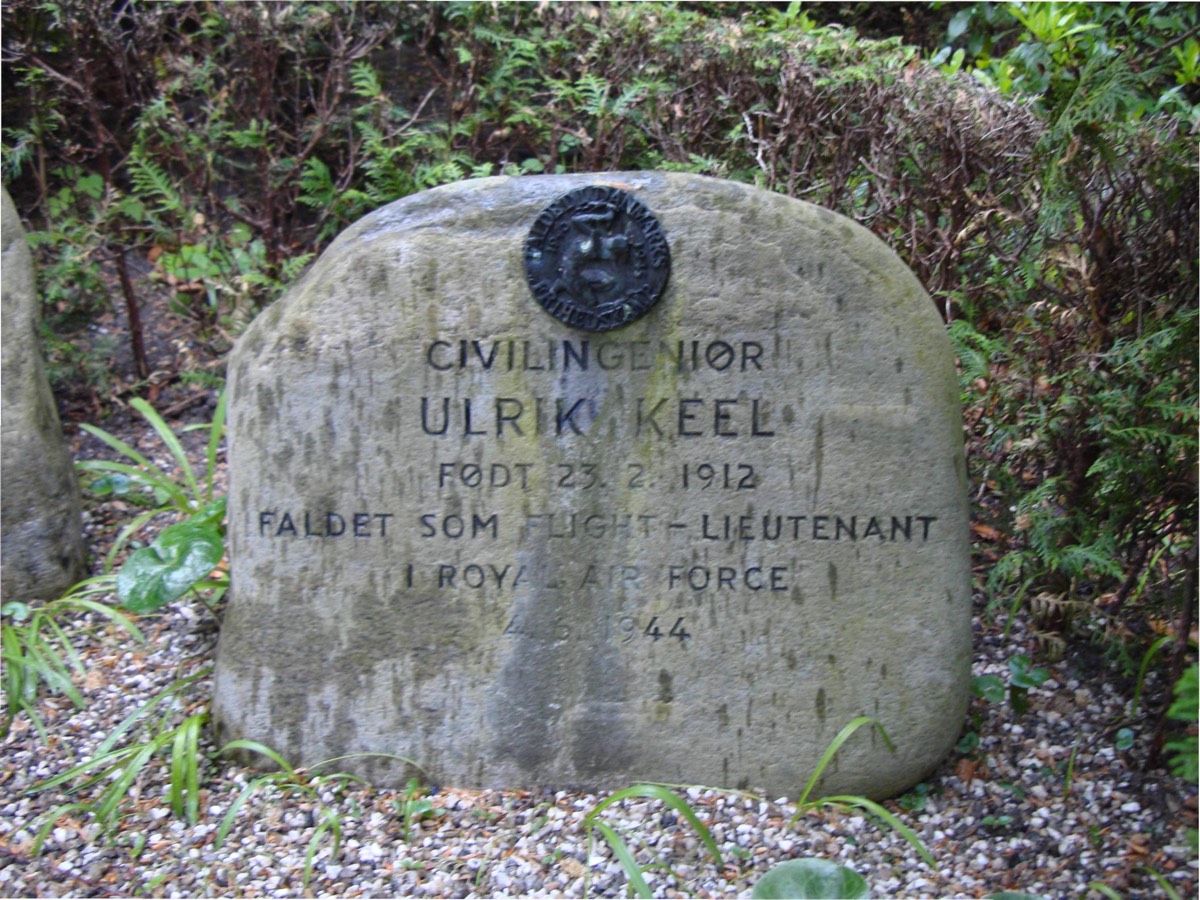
[1,448,1196,897]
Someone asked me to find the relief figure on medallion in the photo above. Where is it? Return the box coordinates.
[554,201,639,311]
[525,185,670,332]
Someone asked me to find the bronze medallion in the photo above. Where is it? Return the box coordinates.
[524,185,671,332]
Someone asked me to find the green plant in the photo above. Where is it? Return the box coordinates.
[29,670,212,849]
[935,2,1200,117]
[750,718,936,898]
[931,0,1198,729]
[897,782,933,812]
[394,776,444,841]
[968,654,1051,721]
[1086,880,1123,900]
[1131,635,1174,717]
[79,393,228,613]
[81,394,225,526]
[790,717,936,868]
[1,577,143,740]
[115,498,226,615]
[583,783,724,898]
[214,743,419,889]
[751,858,868,899]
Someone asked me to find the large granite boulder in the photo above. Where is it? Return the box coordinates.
[214,173,971,800]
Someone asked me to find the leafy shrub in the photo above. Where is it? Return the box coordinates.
[932,4,1198,678]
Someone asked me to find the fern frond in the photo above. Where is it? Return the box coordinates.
[128,155,186,217]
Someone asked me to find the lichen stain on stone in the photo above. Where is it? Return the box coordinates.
[283,318,313,355]
[657,669,674,703]
[254,382,275,417]
[368,264,389,299]
[418,258,438,298]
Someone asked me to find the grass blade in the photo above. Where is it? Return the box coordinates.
[309,751,423,776]
[216,777,272,849]
[59,573,120,597]
[78,458,189,512]
[589,783,722,866]
[31,746,136,794]
[78,425,158,476]
[97,669,210,755]
[171,712,208,823]
[60,597,145,643]
[23,638,83,708]
[215,739,298,775]
[1131,634,1172,716]
[30,802,94,855]
[96,737,166,824]
[797,716,894,808]
[821,795,935,868]
[304,809,343,889]
[131,397,200,504]
[41,615,85,676]
[102,508,167,572]
[591,819,653,899]
[1140,866,1182,900]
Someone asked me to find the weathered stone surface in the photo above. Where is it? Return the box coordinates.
[1,188,85,601]
[214,173,971,799]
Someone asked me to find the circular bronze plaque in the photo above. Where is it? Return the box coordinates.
[524,185,670,332]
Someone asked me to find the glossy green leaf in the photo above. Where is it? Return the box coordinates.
[751,858,868,899]
[117,519,224,613]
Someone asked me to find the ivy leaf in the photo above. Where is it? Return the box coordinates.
[1009,654,1050,689]
[117,518,224,613]
[972,674,1007,703]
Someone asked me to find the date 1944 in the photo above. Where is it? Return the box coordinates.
[504,614,691,644]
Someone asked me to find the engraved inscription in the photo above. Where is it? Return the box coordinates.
[252,333,947,648]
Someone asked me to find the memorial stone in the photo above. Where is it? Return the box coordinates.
[213,173,971,799]
[1,187,85,601]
